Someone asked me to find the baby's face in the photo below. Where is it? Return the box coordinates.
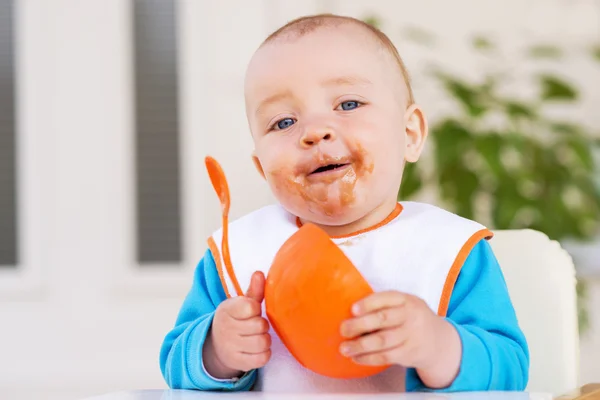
[245,24,424,228]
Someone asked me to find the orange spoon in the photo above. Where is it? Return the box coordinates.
[205,156,243,297]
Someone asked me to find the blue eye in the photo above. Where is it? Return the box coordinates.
[339,101,360,111]
[275,117,295,130]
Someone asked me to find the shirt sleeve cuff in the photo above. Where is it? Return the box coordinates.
[439,318,492,392]
[406,319,492,392]
[201,358,253,384]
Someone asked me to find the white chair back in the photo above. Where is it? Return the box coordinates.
[490,229,580,396]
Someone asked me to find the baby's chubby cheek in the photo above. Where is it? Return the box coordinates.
[254,154,297,198]
[263,163,309,209]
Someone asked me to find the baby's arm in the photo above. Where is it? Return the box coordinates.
[159,249,256,391]
[406,239,530,392]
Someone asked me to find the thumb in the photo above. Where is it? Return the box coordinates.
[245,271,265,303]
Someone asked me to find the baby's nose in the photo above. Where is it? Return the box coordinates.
[301,127,335,147]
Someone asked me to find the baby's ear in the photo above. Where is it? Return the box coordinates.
[252,152,266,180]
[404,104,428,163]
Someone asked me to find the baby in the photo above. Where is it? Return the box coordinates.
[159,14,529,393]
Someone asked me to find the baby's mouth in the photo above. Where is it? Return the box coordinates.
[310,163,350,175]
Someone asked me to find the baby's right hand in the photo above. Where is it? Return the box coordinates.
[203,271,272,379]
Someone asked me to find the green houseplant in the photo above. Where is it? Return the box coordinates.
[365,17,600,333]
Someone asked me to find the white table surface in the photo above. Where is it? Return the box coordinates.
[82,390,553,400]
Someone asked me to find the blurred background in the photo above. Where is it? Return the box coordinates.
[0,0,598,399]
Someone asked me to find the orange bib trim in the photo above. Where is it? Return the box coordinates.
[437,228,494,317]
[295,203,403,239]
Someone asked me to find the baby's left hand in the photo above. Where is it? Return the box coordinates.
[339,290,445,370]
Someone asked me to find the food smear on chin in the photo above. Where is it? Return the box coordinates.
[272,143,373,217]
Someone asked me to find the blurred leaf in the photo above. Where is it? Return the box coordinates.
[401,26,436,46]
[472,35,494,51]
[531,141,595,239]
[491,181,524,229]
[528,44,563,59]
[431,118,473,167]
[398,162,422,199]
[540,147,572,185]
[591,44,600,62]
[504,101,538,120]
[480,75,498,96]
[550,122,584,136]
[475,133,505,178]
[439,165,479,220]
[435,72,489,117]
[430,119,479,219]
[572,175,600,215]
[538,74,578,101]
[538,185,575,239]
[454,170,479,219]
[363,15,381,29]
[577,280,590,335]
[560,136,596,172]
[504,133,534,170]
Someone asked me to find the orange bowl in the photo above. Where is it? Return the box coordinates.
[264,223,390,379]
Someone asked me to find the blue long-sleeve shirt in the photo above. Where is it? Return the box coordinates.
[159,239,529,392]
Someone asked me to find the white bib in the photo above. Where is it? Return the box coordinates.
[207,201,492,393]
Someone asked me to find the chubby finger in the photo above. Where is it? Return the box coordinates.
[237,350,272,372]
[245,271,266,303]
[226,297,262,320]
[341,307,406,338]
[237,316,270,336]
[352,291,407,316]
[340,327,405,358]
[352,347,404,366]
[238,332,272,354]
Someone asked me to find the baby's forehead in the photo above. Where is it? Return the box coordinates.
[262,21,389,63]
[244,20,412,103]
[267,18,372,44]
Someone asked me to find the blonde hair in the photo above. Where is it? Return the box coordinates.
[262,14,414,104]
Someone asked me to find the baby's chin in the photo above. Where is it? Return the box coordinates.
[276,184,367,225]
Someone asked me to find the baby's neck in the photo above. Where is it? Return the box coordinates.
[300,198,400,238]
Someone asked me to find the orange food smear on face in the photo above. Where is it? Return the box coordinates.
[272,141,374,217]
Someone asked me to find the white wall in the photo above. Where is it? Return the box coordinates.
[0,1,598,399]
[1,1,185,399]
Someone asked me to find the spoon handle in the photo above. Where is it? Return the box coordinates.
[222,214,243,296]
[204,156,243,297]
